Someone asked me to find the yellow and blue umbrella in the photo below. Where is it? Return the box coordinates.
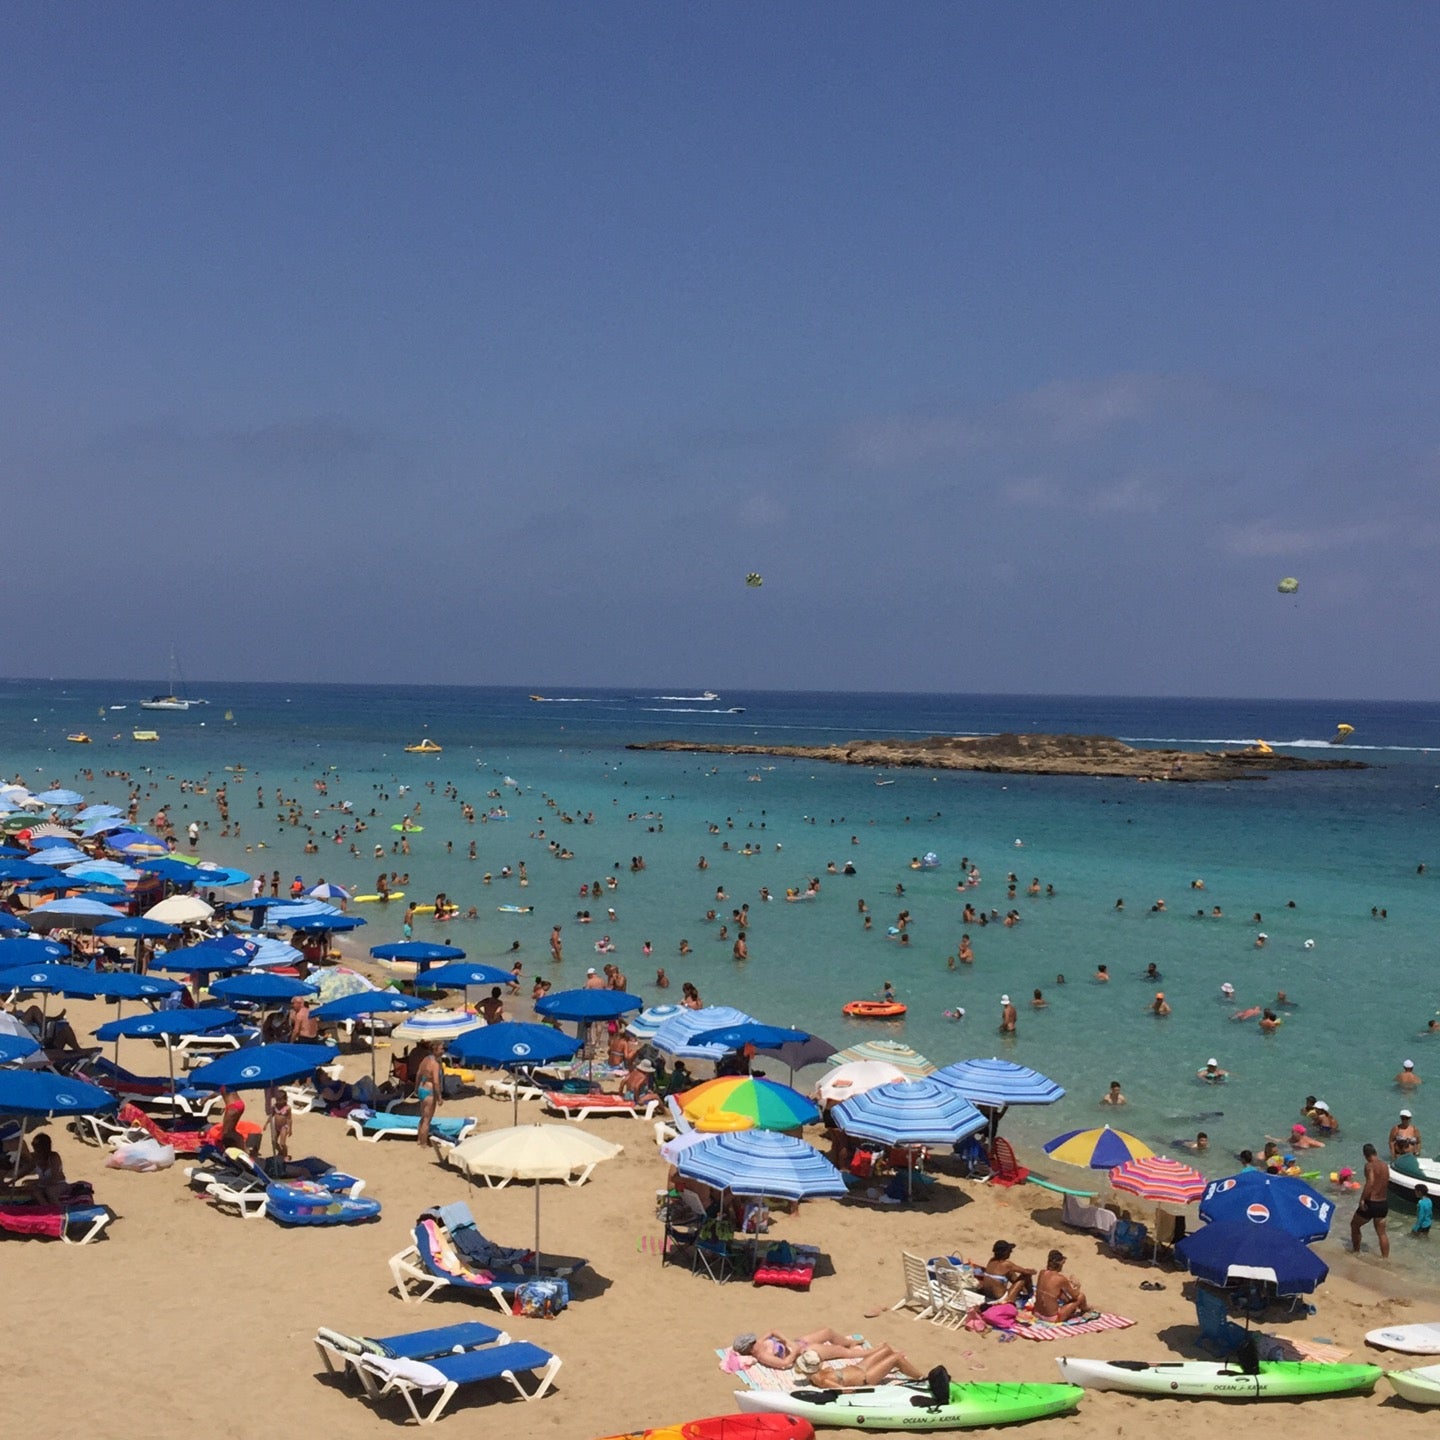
[1044,1125,1154,1169]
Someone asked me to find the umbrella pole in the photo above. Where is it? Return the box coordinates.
[534,1181,542,1277]
[11,1118,27,1180]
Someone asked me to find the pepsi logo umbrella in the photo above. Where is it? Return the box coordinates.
[1198,1170,1333,1241]
[932,1057,1065,1108]
[187,1041,340,1091]
[1177,1220,1329,1295]
[450,1022,581,1122]
[0,963,113,1000]
[676,1130,847,1202]
[833,1077,987,1147]
[0,937,70,964]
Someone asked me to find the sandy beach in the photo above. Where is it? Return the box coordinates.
[4,982,1437,1440]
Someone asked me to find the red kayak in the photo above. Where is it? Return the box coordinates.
[596,1416,813,1440]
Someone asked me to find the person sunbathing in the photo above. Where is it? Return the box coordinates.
[1034,1249,1089,1323]
[734,1327,871,1370]
[973,1240,1035,1304]
[795,1343,924,1388]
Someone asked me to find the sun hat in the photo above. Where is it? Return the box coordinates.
[795,1349,822,1376]
[1291,1124,1306,1135]
[1313,1101,1330,1112]
[1401,1108,1413,1118]
[637,1059,655,1073]
[1207,1058,1218,1067]
[1000,994,1011,1005]
[586,967,596,975]
[1403,1059,1415,1069]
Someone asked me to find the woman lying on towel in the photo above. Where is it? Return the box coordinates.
[794,1343,925,1388]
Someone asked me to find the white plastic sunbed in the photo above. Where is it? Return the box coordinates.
[357,1342,562,1423]
[314,1321,511,1394]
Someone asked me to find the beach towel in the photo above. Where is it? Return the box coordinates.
[717,1337,891,1393]
[1257,1334,1353,1363]
[1013,1312,1136,1341]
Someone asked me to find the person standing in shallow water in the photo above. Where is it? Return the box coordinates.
[1350,1143,1391,1258]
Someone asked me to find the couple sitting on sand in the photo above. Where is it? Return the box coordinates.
[733,1329,924,1390]
[971,1241,1090,1322]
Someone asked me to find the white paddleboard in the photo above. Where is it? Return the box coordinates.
[1389,1364,1440,1406]
[1367,1322,1440,1355]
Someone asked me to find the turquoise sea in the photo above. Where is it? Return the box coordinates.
[8,681,1439,1208]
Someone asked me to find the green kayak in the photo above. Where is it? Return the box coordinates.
[735,1376,1083,1430]
[1057,1357,1382,1399]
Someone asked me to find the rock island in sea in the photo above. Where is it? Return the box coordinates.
[627,731,1367,781]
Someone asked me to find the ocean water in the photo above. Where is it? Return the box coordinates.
[9,681,1440,1210]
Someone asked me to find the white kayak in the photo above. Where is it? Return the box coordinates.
[1366,1322,1440,1355]
[1389,1365,1440,1406]
[735,1375,1083,1430]
[1056,1357,1381,1400]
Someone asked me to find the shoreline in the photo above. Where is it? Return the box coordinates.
[626,732,1369,782]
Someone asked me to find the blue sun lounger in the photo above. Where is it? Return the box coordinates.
[390,1215,586,1312]
[356,1340,562,1423]
[345,1111,477,1144]
[315,1321,509,1392]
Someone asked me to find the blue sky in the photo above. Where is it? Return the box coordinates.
[5,4,1438,697]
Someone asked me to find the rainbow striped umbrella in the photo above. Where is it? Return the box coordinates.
[1108,1155,1206,1204]
[1044,1125,1154,1169]
[678,1076,820,1133]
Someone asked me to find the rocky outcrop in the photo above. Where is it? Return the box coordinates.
[626,732,1366,781]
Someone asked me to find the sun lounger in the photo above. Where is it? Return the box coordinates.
[109,1102,206,1155]
[345,1111,477,1144]
[315,1321,510,1393]
[357,1341,561,1423]
[186,1146,366,1218]
[0,1201,114,1244]
[78,1056,224,1120]
[390,1216,586,1312]
[752,1242,821,1290]
[542,1092,658,1122]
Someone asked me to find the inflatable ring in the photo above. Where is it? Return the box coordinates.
[843,1000,907,1019]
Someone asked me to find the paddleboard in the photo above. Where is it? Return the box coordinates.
[1056,1357,1381,1399]
[595,1417,813,1440]
[497,904,533,913]
[353,893,405,903]
[1367,1322,1440,1355]
[1028,1173,1098,1198]
[390,824,424,832]
[735,1377,1082,1430]
[1388,1364,1440,1406]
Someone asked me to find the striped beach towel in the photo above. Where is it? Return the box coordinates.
[1014,1312,1136,1342]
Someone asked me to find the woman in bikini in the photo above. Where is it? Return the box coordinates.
[796,1343,924,1388]
[735,1327,871,1370]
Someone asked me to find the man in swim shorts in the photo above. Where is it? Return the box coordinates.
[1350,1143,1391,1258]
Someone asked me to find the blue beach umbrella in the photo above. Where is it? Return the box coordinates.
[0,1069,116,1117]
[63,859,143,882]
[33,788,84,808]
[27,896,125,927]
[0,937,70,964]
[106,832,170,857]
[307,882,351,900]
[534,988,643,1023]
[190,865,250,888]
[414,960,515,990]
[1177,1221,1329,1295]
[370,941,467,964]
[78,818,131,838]
[0,1031,42,1064]
[150,940,256,975]
[95,916,182,940]
[137,857,211,884]
[933,1058,1066,1108]
[310,991,427,1022]
[93,1009,241,1043]
[58,872,127,890]
[0,913,31,935]
[187,1042,340,1091]
[210,973,319,1005]
[285,913,366,933]
[0,859,63,882]
[833,1077,988,1147]
[1198,1171,1334,1241]
[21,847,89,868]
[626,1003,685,1039]
[88,971,183,1002]
[676,1130,848,1202]
[29,834,82,851]
[0,962,111,1000]
[689,1021,812,1053]
[73,805,124,822]
[651,1005,757,1060]
[450,1021,582,1121]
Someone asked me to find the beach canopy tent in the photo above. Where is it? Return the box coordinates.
[209,973,318,1005]
[1177,1221,1329,1295]
[187,1042,339,1091]
[676,1129,847,1202]
[448,1124,623,1273]
[649,1006,756,1060]
[370,941,467,964]
[534,989,642,1023]
[413,961,515,990]
[827,1039,935,1077]
[832,1077,987,1148]
[677,1076,820,1134]
[1044,1125,1154,1169]
[1198,1171,1334,1242]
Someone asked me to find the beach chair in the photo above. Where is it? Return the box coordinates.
[1109,1216,1150,1260]
[77,1056,224,1120]
[315,1321,510,1393]
[345,1111,477,1144]
[0,1202,115,1244]
[929,1258,987,1328]
[186,1146,365,1218]
[541,1092,658,1122]
[390,1219,523,1313]
[1195,1284,1248,1357]
[423,1201,587,1283]
[357,1340,562,1424]
[889,1251,938,1321]
[987,1136,1029,1188]
[67,1110,129,1148]
[110,1102,207,1155]
[654,1093,693,1147]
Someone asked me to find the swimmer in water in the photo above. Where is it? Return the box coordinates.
[1177,1130,1209,1153]
[1094,965,1109,982]
[1144,962,1161,981]
[1198,1058,1228,1083]
[1220,982,1235,1001]
[1150,992,1171,1017]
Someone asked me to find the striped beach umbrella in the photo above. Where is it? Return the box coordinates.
[833,1077,986,1147]
[625,1003,685,1039]
[1044,1125,1154,1169]
[676,1130,847,1201]
[827,1039,935,1077]
[932,1057,1065,1108]
[1108,1155,1207,1204]
[650,1005,756,1059]
[390,1007,485,1043]
[678,1076,820,1133]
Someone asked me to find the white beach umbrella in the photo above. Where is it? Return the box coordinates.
[814,1059,910,1106]
[144,894,213,925]
[390,1008,484,1044]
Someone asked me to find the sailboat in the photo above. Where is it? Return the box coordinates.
[140,647,194,710]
